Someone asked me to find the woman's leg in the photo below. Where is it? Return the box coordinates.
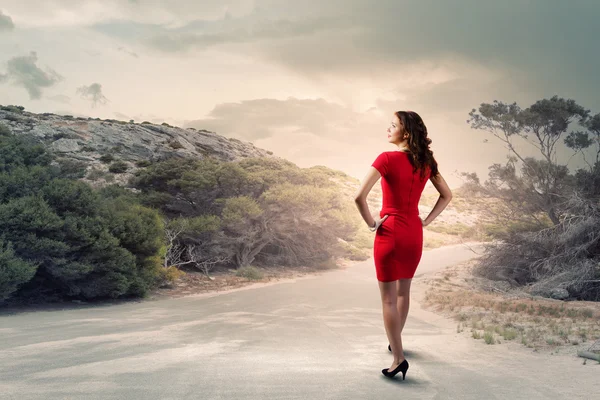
[396,279,412,333]
[378,280,405,369]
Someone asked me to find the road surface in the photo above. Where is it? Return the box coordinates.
[0,242,597,399]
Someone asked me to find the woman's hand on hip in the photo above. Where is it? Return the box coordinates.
[372,214,389,230]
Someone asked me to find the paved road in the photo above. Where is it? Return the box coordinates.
[0,242,597,399]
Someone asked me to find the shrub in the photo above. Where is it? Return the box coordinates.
[156,266,185,287]
[56,158,87,179]
[235,266,264,280]
[0,238,38,301]
[168,140,184,149]
[87,167,104,181]
[108,160,129,173]
[3,114,21,122]
[99,153,114,163]
[0,123,11,137]
[0,105,25,113]
[135,160,151,168]
[0,135,165,303]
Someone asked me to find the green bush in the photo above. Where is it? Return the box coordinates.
[135,160,151,168]
[0,134,166,303]
[56,158,87,179]
[3,114,22,122]
[0,238,38,301]
[99,153,114,163]
[109,160,129,173]
[1,105,25,113]
[0,135,53,173]
[87,167,104,181]
[0,123,11,137]
[235,266,264,280]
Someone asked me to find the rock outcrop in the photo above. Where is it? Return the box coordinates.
[0,105,275,187]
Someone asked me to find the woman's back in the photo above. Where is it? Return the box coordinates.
[371,151,431,218]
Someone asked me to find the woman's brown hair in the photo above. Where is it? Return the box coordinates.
[395,110,439,180]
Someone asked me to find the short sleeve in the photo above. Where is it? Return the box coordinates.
[371,152,388,177]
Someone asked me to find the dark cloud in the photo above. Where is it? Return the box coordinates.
[255,1,599,106]
[76,83,109,107]
[1,52,62,99]
[0,10,14,32]
[93,0,599,109]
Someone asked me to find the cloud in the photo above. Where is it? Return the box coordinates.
[117,46,138,58]
[76,83,109,107]
[185,96,398,182]
[87,0,598,109]
[47,94,71,104]
[0,10,14,31]
[0,0,253,28]
[1,52,62,99]
[143,16,352,53]
[184,97,383,142]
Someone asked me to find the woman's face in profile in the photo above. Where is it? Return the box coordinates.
[387,114,403,143]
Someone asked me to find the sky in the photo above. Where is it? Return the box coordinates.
[1,0,599,189]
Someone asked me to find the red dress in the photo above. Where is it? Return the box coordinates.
[371,151,431,281]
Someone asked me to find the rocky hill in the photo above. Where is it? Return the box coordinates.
[0,104,485,249]
[0,104,275,187]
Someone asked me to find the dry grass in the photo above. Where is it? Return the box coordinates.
[423,259,600,353]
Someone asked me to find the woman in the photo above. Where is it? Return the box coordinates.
[354,110,452,380]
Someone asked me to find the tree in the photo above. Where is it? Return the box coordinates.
[467,96,590,225]
[0,134,165,303]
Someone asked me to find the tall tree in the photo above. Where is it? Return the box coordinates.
[467,96,589,225]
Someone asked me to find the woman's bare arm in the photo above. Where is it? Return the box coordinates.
[422,172,452,226]
[354,166,382,228]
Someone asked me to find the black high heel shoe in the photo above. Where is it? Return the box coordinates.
[388,344,392,352]
[382,359,409,380]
